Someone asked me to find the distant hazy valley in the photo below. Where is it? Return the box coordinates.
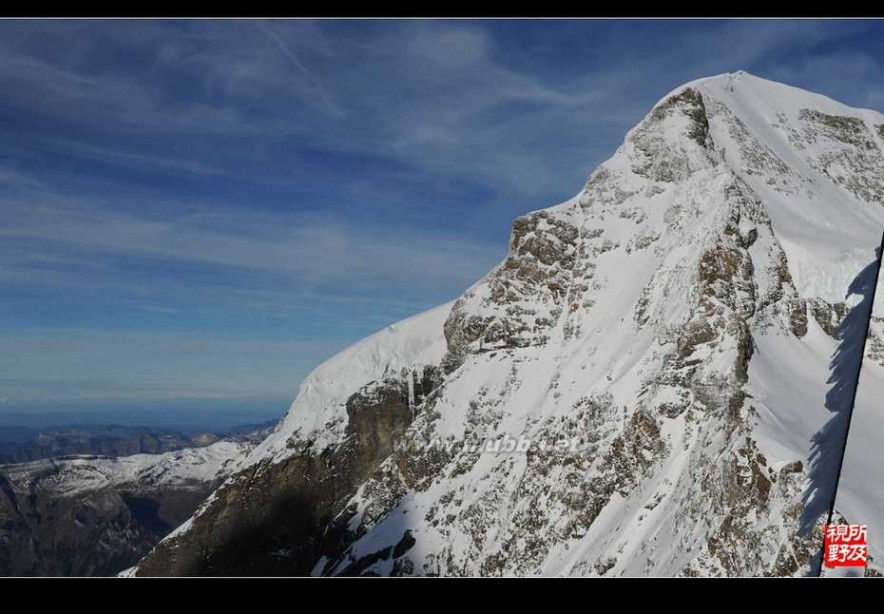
[0,421,272,576]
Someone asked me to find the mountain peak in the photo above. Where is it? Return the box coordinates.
[133,76,884,577]
[604,70,884,313]
[660,70,883,124]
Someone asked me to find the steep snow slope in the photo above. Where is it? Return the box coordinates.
[248,301,453,463]
[134,72,884,577]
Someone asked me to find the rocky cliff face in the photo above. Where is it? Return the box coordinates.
[0,441,249,576]
[133,72,884,576]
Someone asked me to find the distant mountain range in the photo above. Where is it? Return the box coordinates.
[0,422,274,575]
[0,422,275,464]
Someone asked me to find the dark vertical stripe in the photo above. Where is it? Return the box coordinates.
[818,230,884,577]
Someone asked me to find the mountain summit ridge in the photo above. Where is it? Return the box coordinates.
[133,72,884,577]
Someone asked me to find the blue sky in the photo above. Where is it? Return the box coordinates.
[2,19,884,428]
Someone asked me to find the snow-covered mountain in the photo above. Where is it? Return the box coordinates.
[133,72,884,576]
[0,441,250,575]
[2,441,249,497]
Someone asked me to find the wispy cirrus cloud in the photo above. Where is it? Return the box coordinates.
[0,329,348,406]
[0,187,503,290]
[251,20,345,118]
[2,19,884,419]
